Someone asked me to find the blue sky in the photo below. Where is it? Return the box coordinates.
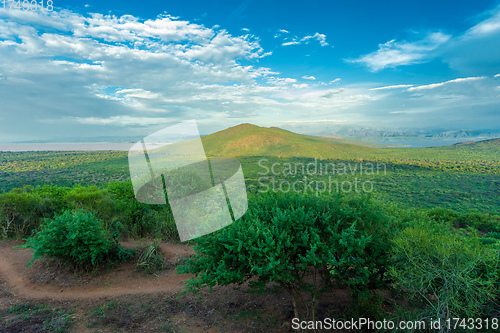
[0,0,499,142]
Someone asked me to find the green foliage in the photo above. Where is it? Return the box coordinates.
[427,208,459,225]
[178,193,394,320]
[4,303,72,332]
[0,181,179,241]
[0,150,129,192]
[2,138,500,215]
[136,240,166,274]
[426,208,500,233]
[455,210,500,232]
[390,227,499,323]
[25,210,134,271]
[0,186,68,238]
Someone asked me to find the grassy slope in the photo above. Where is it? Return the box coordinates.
[202,124,500,171]
[201,123,373,159]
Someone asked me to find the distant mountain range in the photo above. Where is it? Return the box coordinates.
[318,127,500,140]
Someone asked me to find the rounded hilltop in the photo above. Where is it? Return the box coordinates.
[201,123,373,159]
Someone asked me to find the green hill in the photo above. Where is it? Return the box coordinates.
[201,123,374,159]
[200,123,500,173]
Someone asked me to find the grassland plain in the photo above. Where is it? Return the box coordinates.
[1,123,499,213]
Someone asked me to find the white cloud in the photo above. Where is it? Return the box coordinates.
[280,32,329,47]
[282,119,345,123]
[274,29,289,38]
[75,116,173,126]
[407,77,485,91]
[465,8,500,37]
[300,33,328,47]
[495,73,500,78]
[0,9,288,141]
[282,40,300,46]
[116,88,161,99]
[370,84,413,91]
[320,78,341,85]
[0,7,499,141]
[302,75,316,80]
[438,7,500,75]
[348,32,450,71]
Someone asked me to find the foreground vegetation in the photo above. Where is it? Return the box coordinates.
[178,193,500,331]
[0,180,499,331]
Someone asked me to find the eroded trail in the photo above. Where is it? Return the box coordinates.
[0,241,194,300]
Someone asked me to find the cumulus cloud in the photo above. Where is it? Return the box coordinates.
[348,32,450,72]
[0,9,285,141]
[0,4,368,141]
[0,6,499,141]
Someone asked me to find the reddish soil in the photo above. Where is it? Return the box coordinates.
[0,240,194,300]
[0,240,371,332]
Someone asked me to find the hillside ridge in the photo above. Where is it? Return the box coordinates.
[201,123,374,159]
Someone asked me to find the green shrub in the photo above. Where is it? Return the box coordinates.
[136,240,166,274]
[390,227,499,324]
[106,181,179,241]
[427,207,459,225]
[0,182,180,242]
[25,210,134,271]
[455,210,500,232]
[178,193,394,320]
[0,187,60,239]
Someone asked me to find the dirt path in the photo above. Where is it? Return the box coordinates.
[0,240,195,300]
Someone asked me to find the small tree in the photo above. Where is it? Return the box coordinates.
[177,193,393,320]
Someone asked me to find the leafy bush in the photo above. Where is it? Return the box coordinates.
[178,193,394,320]
[455,210,500,232]
[0,186,63,239]
[427,208,459,225]
[136,240,166,274]
[390,227,499,324]
[0,182,180,242]
[26,210,134,271]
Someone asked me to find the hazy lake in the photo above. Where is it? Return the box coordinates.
[0,143,134,152]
